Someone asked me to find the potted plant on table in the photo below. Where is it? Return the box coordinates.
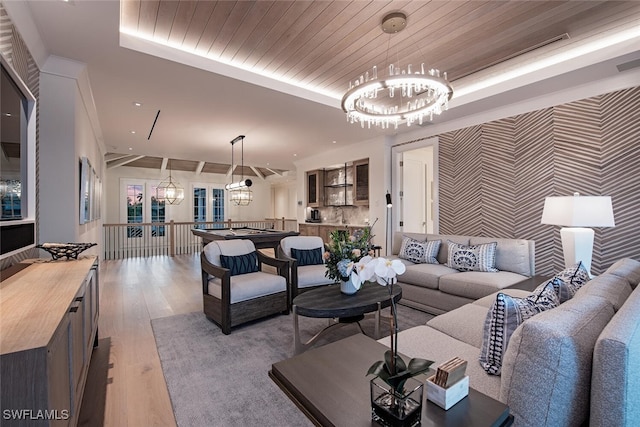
[323,227,375,295]
[361,257,434,427]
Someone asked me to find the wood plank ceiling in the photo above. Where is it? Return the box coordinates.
[115,0,637,175]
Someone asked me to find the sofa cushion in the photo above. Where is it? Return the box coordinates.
[574,273,632,311]
[291,247,324,266]
[398,237,440,264]
[604,258,640,290]
[591,287,640,427]
[220,251,259,276]
[389,325,502,400]
[500,295,615,427]
[439,271,530,300]
[479,282,560,375]
[427,303,489,348]
[447,241,498,272]
[397,263,459,290]
[208,271,287,303]
[470,237,535,277]
[427,234,471,265]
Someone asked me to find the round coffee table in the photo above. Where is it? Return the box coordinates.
[292,282,402,354]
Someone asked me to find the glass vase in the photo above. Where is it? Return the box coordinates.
[370,376,423,427]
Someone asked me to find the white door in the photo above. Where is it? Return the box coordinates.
[401,157,426,233]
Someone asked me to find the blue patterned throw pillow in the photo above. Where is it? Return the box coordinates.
[479,280,560,375]
[533,261,590,303]
[447,241,498,272]
[398,237,441,264]
[291,247,324,266]
[220,251,259,276]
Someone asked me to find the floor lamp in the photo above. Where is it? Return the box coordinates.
[541,193,615,276]
[385,192,392,256]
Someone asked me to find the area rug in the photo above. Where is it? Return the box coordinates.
[151,305,433,427]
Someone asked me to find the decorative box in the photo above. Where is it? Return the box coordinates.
[425,375,469,410]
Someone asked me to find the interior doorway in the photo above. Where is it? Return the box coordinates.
[391,138,438,235]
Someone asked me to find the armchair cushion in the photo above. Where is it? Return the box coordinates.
[298,264,334,288]
[220,251,259,276]
[280,236,325,258]
[208,272,287,304]
[291,247,324,266]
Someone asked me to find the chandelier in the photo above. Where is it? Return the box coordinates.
[341,12,453,129]
[156,159,184,205]
[225,135,253,206]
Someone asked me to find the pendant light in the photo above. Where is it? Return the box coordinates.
[225,135,253,206]
[156,159,184,205]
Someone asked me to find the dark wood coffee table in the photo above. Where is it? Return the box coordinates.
[270,334,512,427]
[292,282,402,354]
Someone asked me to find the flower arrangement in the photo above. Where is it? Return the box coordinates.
[323,227,374,287]
[362,257,433,391]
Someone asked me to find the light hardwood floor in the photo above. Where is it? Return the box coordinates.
[79,254,203,427]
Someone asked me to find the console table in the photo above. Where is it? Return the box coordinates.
[0,257,99,427]
[270,334,512,427]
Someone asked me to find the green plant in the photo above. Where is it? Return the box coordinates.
[324,227,373,283]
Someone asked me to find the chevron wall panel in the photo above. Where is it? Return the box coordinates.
[513,108,556,275]
[600,87,640,269]
[438,87,639,276]
[480,118,516,238]
[0,4,40,270]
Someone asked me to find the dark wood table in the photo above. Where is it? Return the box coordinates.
[191,227,299,250]
[270,334,512,427]
[292,282,402,354]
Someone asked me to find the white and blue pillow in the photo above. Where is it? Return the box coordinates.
[447,241,498,272]
[533,262,590,303]
[479,280,560,375]
[398,237,441,264]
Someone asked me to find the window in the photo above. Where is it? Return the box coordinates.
[212,188,225,228]
[150,185,165,237]
[193,187,206,229]
[126,184,143,238]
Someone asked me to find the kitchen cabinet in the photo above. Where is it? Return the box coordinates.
[306,170,323,207]
[322,159,369,207]
[0,257,99,427]
[298,223,319,237]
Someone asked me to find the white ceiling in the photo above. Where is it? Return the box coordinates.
[8,1,640,175]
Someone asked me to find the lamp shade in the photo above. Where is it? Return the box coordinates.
[541,194,615,227]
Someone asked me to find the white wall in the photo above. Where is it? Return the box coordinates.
[38,56,104,257]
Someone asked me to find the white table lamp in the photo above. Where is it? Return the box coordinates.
[541,193,615,276]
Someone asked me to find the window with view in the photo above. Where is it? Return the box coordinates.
[151,186,165,237]
[212,188,225,228]
[193,187,206,229]
[126,184,143,238]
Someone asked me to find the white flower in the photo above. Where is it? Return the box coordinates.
[374,258,406,286]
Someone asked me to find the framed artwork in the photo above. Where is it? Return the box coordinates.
[80,157,101,224]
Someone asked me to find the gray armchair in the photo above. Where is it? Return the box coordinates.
[278,236,334,305]
[201,239,289,334]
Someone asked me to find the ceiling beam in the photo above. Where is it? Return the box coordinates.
[105,153,132,162]
[195,161,205,175]
[107,155,145,169]
[265,167,283,176]
[226,164,236,179]
[249,166,265,180]
[160,157,168,173]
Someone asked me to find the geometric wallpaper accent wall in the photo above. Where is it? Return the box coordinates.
[438,86,640,276]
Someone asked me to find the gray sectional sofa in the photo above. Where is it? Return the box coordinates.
[385,258,640,427]
[390,232,536,314]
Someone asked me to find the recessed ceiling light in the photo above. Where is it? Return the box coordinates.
[293,154,297,157]
[332,140,337,144]
[133,102,142,107]
[130,130,136,134]
[128,147,133,151]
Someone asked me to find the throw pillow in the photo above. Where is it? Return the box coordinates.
[479,281,560,375]
[291,247,324,266]
[398,237,441,264]
[533,261,590,303]
[220,251,259,276]
[447,241,498,272]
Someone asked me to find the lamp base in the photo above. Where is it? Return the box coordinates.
[560,227,594,276]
